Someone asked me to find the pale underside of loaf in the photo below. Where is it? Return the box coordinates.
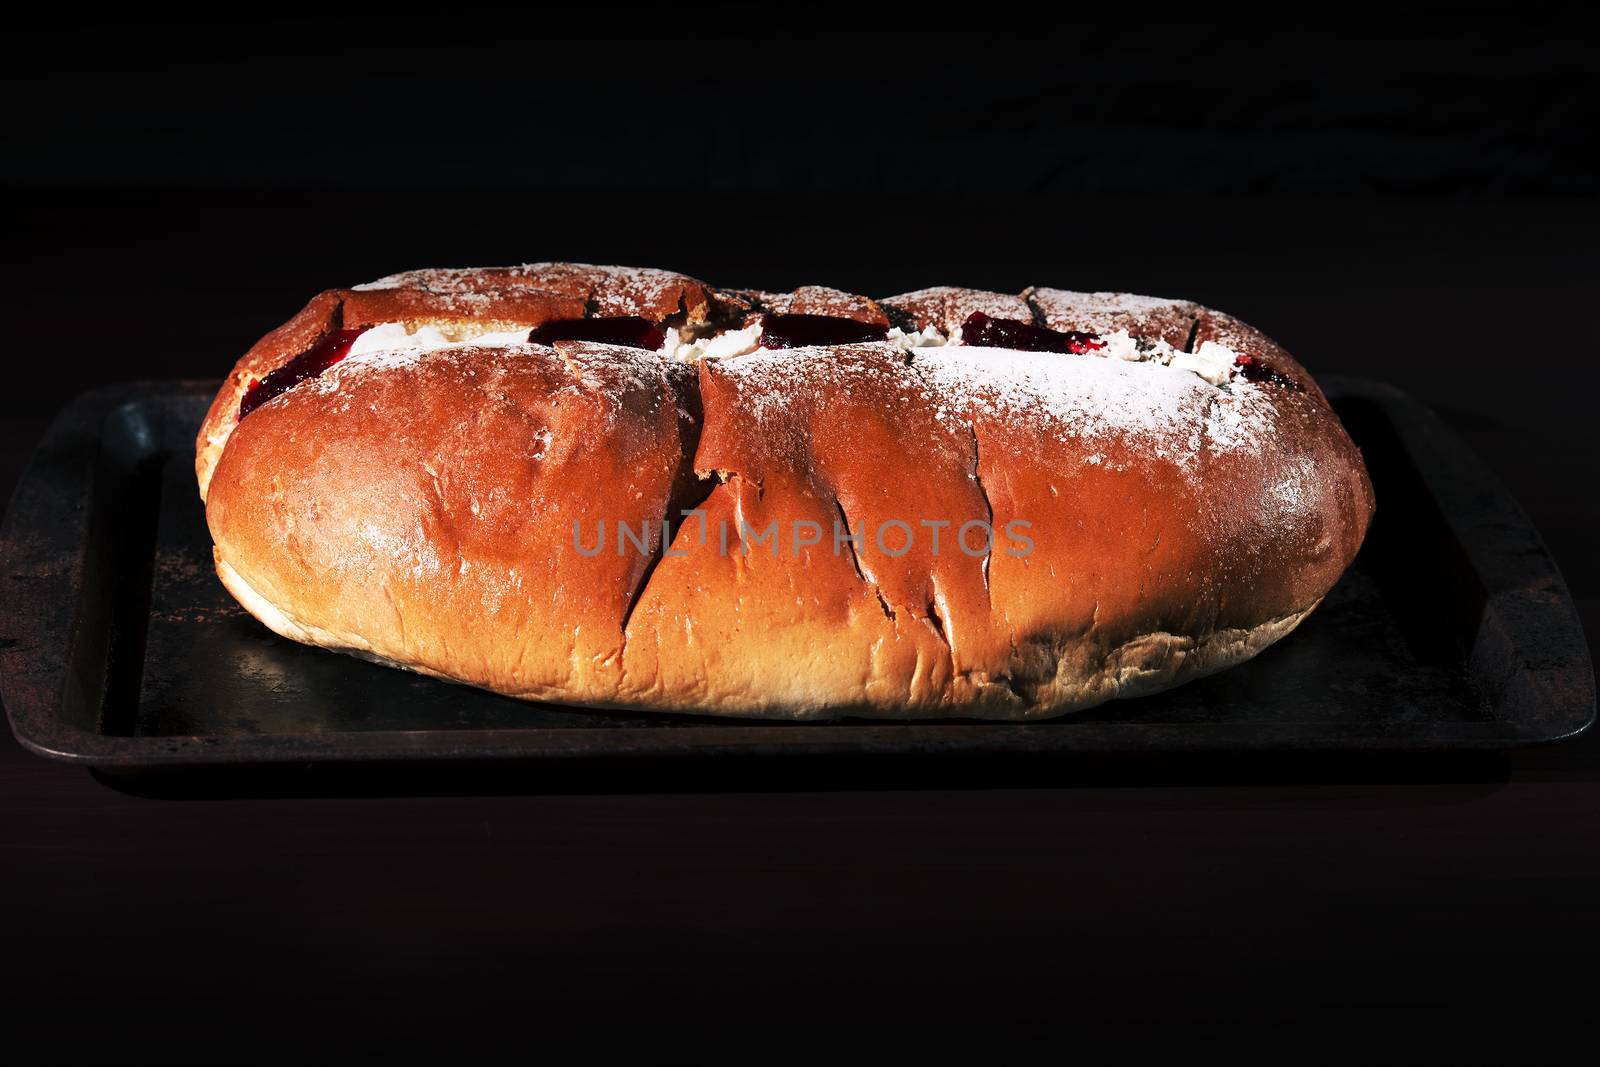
[216,553,1320,720]
[199,265,1375,721]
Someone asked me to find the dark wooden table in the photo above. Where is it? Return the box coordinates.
[3,192,1596,1048]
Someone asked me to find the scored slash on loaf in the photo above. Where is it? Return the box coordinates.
[197,264,1374,720]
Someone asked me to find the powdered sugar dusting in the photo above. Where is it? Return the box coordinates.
[1204,382,1279,454]
[914,347,1218,462]
[582,265,692,316]
[931,344,1276,466]
[1028,289,1192,316]
[710,342,1279,468]
[310,341,542,399]
[249,268,1291,474]
[882,286,1035,336]
[713,344,851,427]
[294,338,681,436]
[1027,288,1199,348]
[556,341,674,411]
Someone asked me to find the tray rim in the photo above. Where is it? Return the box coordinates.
[2,376,1593,767]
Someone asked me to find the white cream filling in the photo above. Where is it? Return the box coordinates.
[345,321,533,358]
[343,320,1240,389]
[1097,329,1238,386]
[695,323,1241,389]
[663,323,762,362]
[662,322,948,362]
[888,325,950,350]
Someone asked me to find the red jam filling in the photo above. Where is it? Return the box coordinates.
[238,327,364,420]
[1233,354,1302,390]
[526,316,665,350]
[959,312,1105,354]
[758,314,891,349]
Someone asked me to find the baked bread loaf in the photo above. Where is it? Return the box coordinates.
[197,263,1374,720]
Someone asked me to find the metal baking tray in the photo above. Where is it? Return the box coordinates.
[2,378,1592,767]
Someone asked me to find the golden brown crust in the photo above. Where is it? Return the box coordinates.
[199,264,1375,720]
[207,340,698,702]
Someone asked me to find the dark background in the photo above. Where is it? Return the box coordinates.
[3,9,1598,1052]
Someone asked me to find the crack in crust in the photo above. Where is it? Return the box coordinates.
[833,496,897,623]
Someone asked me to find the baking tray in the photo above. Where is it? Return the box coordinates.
[1,378,1592,768]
